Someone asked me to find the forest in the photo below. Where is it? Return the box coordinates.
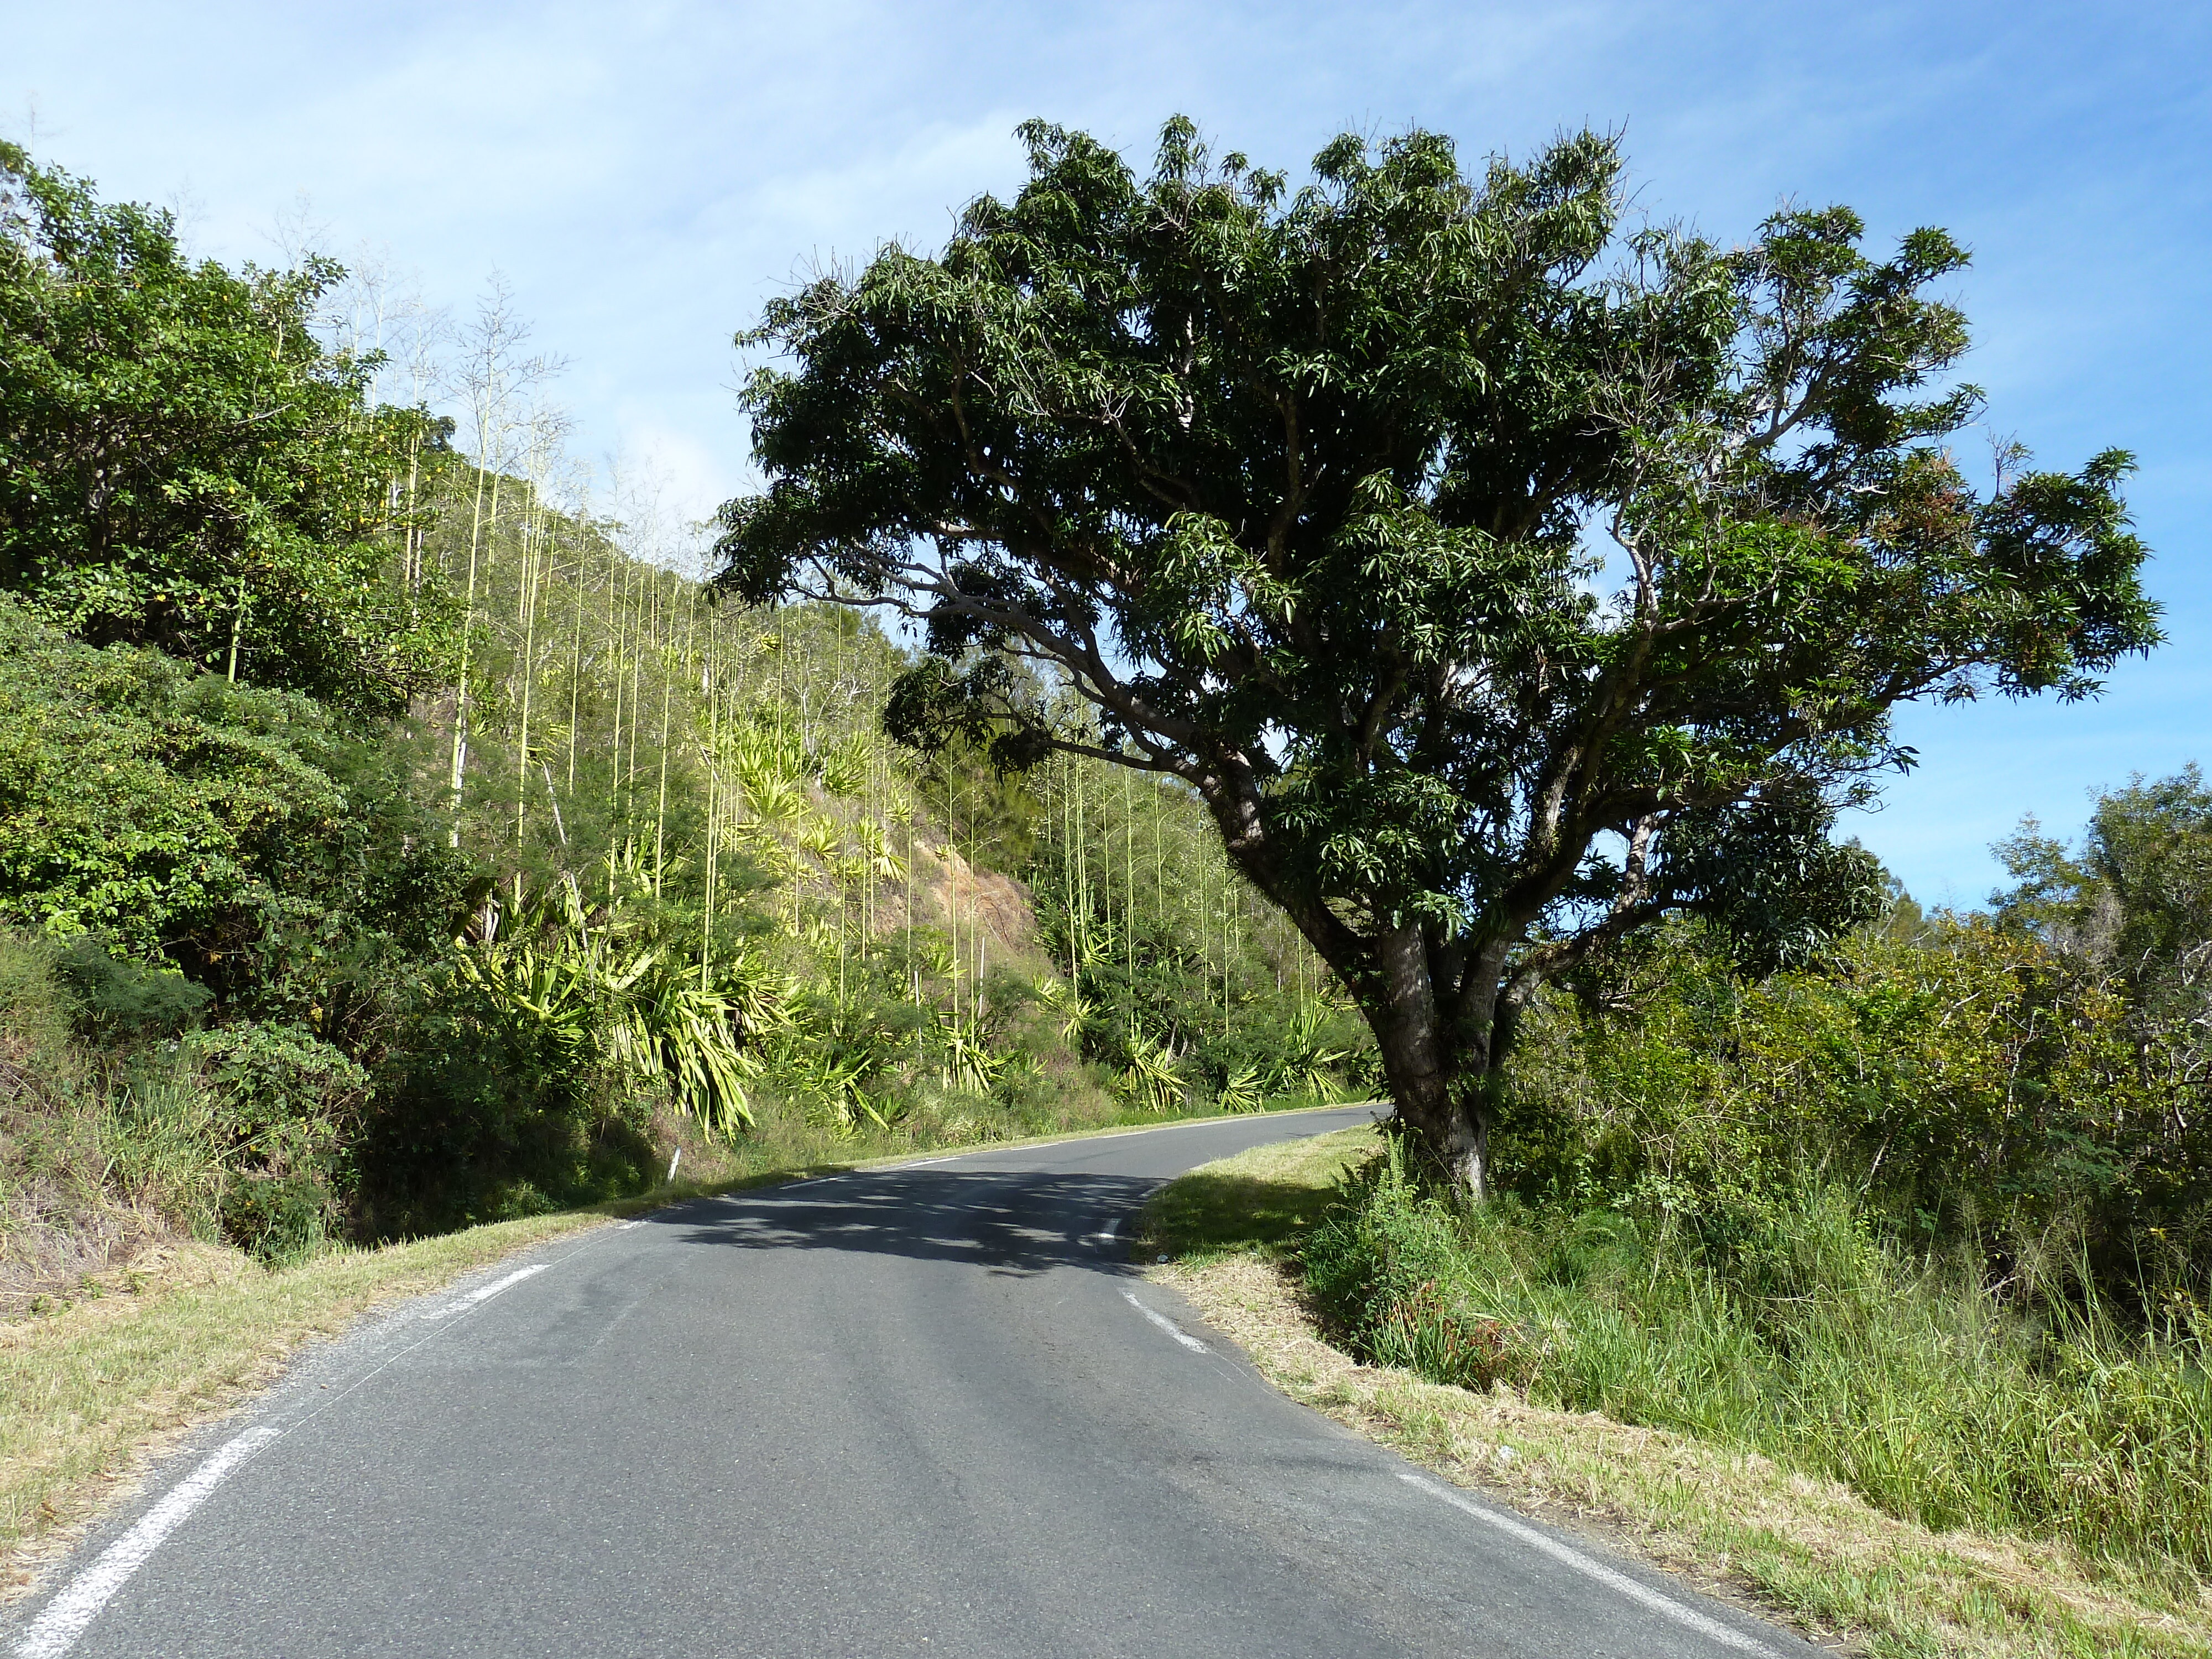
[0,140,1370,1313]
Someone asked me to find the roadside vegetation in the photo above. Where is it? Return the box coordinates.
[1147,785,2212,1652]
[1152,1124,2212,1658]
[6,113,2206,1651]
[0,139,1378,1584]
[0,137,1375,1321]
[1300,786,2212,1588]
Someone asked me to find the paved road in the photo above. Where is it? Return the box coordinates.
[11,1108,1810,1658]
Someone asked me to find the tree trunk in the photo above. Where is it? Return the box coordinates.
[1371,924,1490,1198]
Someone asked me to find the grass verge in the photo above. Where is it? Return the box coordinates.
[1141,1126,2212,1659]
[2,1096,1367,1604]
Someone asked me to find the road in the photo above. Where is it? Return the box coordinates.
[9,1107,1809,1658]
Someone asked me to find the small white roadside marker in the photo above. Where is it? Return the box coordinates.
[1123,1290,1208,1353]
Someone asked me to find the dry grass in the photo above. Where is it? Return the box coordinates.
[1147,1128,2212,1659]
[0,1209,607,1604]
[1,1101,1364,1607]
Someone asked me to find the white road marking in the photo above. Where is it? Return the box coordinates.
[13,1426,279,1658]
[1091,1216,1121,1246]
[1123,1291,1208,1353]
[1396,1472,1780,1655]
[419,1263,547,1322]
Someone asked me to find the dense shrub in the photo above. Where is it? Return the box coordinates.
[0,931,232,1307]
[352,966,659,1238]
[1495,915,2209,1303]
[1304,1146,2212,1580]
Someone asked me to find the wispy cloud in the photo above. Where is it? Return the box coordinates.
[10,0,2207,900]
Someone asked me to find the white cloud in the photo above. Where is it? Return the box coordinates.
[11,0,2211,898]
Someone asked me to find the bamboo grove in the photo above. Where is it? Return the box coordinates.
[372,285,1376,1161]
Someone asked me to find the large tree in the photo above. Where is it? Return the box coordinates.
[714,118,2159,1192]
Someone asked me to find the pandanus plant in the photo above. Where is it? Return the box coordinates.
[453,877,771,1135]
[1215,1065,1265,1114]
[1268,1005,1349,1103]
[1118,1027,1190,1115]
[936,1012,1004,1095]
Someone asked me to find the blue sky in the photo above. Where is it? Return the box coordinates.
[9,0,2208,907]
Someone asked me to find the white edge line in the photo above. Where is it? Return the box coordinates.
[13,1426,280,1659]
[1092,1216,1121,1245]
[1123,1290,1208,1353]
[419,1262,548,1322]
[1396,1472,1778,1655]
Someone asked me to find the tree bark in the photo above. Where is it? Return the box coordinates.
[1371,922,1489,1197]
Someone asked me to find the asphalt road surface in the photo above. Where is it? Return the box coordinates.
[11,1107,1813,1658]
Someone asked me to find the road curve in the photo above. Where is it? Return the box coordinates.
[9,1107,1811,1658]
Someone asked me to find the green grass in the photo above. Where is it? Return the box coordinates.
[1301,1150,2212,1590]
[1136,1123,1378,1260]
[1146,1128,2212,1659]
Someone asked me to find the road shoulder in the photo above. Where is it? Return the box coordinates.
[1145,1129,2212,1659]
[1,1209,609,1606]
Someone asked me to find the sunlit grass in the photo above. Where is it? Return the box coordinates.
[1147,1129,2212,1659]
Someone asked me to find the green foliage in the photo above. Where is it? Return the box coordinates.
[0,596,346,958]
[217,1173,335,1269]
[1494,914,2207,1302]
[716,114,2159,1182]
[451,877,761,1135]
[1303,1151,2212,1582]
[1276,773,2212,1578]
[52,937,212,1041]
[354,963,659,1238]
[1994,766,2212,1135]
[0,144,453,716]
[185,1020,366,1181]
[0,594,472,1036]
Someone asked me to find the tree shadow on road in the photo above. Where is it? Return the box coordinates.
[658,1169,1163,1278]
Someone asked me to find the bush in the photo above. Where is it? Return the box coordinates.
[54,937,212,1041]
[1494,916,2210,1305]
[0,930,232,1309]
[352,968,659,1238]
[1303,1149,2212,1582]
[217,1172,332,1267]
[185,1020,366,1178]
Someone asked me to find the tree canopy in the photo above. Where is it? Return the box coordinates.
[0,143,451,718]
[715,117,2161,1191]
